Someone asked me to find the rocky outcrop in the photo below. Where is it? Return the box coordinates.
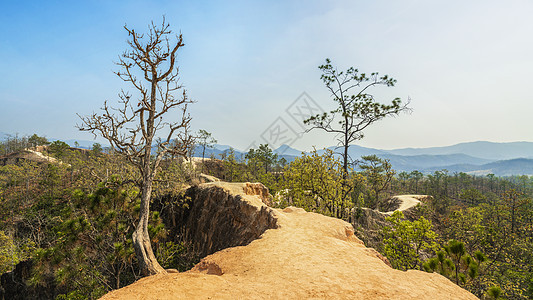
[104,185,477,299]
[351,206,389,246]
[380,195,432,217]
[0,146,92,167]
[243,182,273,206]
[197,173,220,184]
[0,149,59,166]
[158,182,277,258]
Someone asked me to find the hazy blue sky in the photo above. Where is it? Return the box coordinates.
[1,0,532,151]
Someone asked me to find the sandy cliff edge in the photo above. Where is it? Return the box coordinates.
[101,182,477,300]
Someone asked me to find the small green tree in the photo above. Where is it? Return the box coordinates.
[381,211,439,270]
[397,171,410,192]
[255,144,278,173]
[48,140,70,158]
[92,143,103,156]
[460,188,486,205]
[359,154,395,209]
[447,239,466,285]
[281,149,364,219]
[221,148,241,182]
[423,250,455,277]
[197,129,217,169]
[304,58,410,179]
[502,189,527,234]
[409,170,423,193]
[28,134,49,148]
[244,148,260,179]
[245,144,278,177]
[424,239,486,287]
[486,286,502,299]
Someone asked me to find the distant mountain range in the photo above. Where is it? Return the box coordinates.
[3,132,533,176]
[423,158,533,177]
[384,141,533,160]
[196,141,533,176]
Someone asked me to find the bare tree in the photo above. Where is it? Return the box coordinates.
[304,58,411,178]
[78,19,193,275]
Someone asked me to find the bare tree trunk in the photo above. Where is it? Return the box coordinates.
[116,266,121,289]
[131,63,167,276]
[132,177,166,275]
[343,142,348,180]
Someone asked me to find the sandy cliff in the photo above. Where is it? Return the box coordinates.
[102,182,477,300]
